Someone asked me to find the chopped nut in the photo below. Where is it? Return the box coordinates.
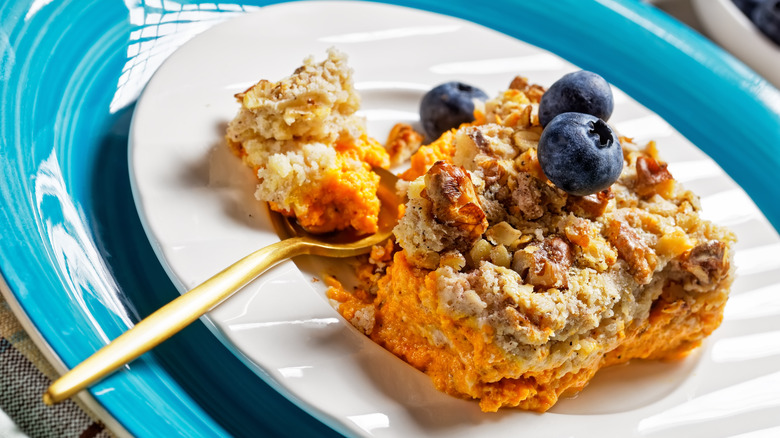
[525,84,545,103]
[452,125,517,173]
[563,216,616,272]
[635,156,675,198]
[470,239,493,265]
[394,161,490,270]
[480,158,512,188]
[512,236,572,290]
[508,76,529,90]
[509,233,534,251]
[680,240,730,286]
[604,219,657,284]
[385,123,423,166]
[470,128,490,150]
[490,244,512,268]
[567,189,613,219]
[644,140,661,160]
[513,129,543,154]
[468,125,517,159]
[507,76,545,103]
[423,161,489,243]
[519,104,533,128]
[511,173,546,220]
[486,221,523,246]
[500,104,533,129]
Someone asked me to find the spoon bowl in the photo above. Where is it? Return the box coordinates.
[44,167,400,405]
[271,167,400,249]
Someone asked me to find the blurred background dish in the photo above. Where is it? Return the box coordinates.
[688,0,780,87]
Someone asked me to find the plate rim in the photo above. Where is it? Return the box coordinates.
[131,0,780,435]
[2,0,780,436]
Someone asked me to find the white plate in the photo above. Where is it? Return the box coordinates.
[130,2,780,436]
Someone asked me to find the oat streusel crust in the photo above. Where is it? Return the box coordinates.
[329,76,735,412]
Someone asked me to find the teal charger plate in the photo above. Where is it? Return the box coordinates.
[1,0,778,437]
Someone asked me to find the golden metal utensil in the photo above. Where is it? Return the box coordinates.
[43,168,399,405]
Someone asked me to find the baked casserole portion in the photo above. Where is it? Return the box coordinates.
[226,49,389,234]
[329,78,736,412]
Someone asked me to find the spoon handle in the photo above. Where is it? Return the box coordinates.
[43,236,311,405]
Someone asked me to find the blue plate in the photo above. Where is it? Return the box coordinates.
[1,0,778,436]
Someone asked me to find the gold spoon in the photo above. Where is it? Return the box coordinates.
[43,168,400,405]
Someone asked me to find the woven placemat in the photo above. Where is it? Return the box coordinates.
[0,297,112,438]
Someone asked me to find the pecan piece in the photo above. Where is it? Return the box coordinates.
[508,76,545,103]
[680,240,729,286]
[525,84,546,104]
[604,219,657,284]
[385,123,423,166]
[566,188,615,219]
[512,236,573,290]
[567,188,613,219]
[635,156,675,198]
[508,76,529,91]
[469,128,491,151]
[423,161,489,244]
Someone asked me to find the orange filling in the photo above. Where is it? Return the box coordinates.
[400,130,457,181]
[329,251,730,412]
[273,134,389,234]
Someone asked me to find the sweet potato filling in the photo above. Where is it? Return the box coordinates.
[264,134,388,234]
[330,249,732,412]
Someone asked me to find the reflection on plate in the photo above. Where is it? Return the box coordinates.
[130,2,780,436]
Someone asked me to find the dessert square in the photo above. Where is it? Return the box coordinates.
[329,77,735,412]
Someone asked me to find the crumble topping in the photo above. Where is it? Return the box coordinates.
[229,48,362,143]
[224,50,736,412]
[225,49,389,234]
[329,75,736,412]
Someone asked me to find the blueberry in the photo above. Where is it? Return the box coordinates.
[539,70,614,128]
[537,112,623,196]
[420,81,488,140]
[752,0,780,45]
